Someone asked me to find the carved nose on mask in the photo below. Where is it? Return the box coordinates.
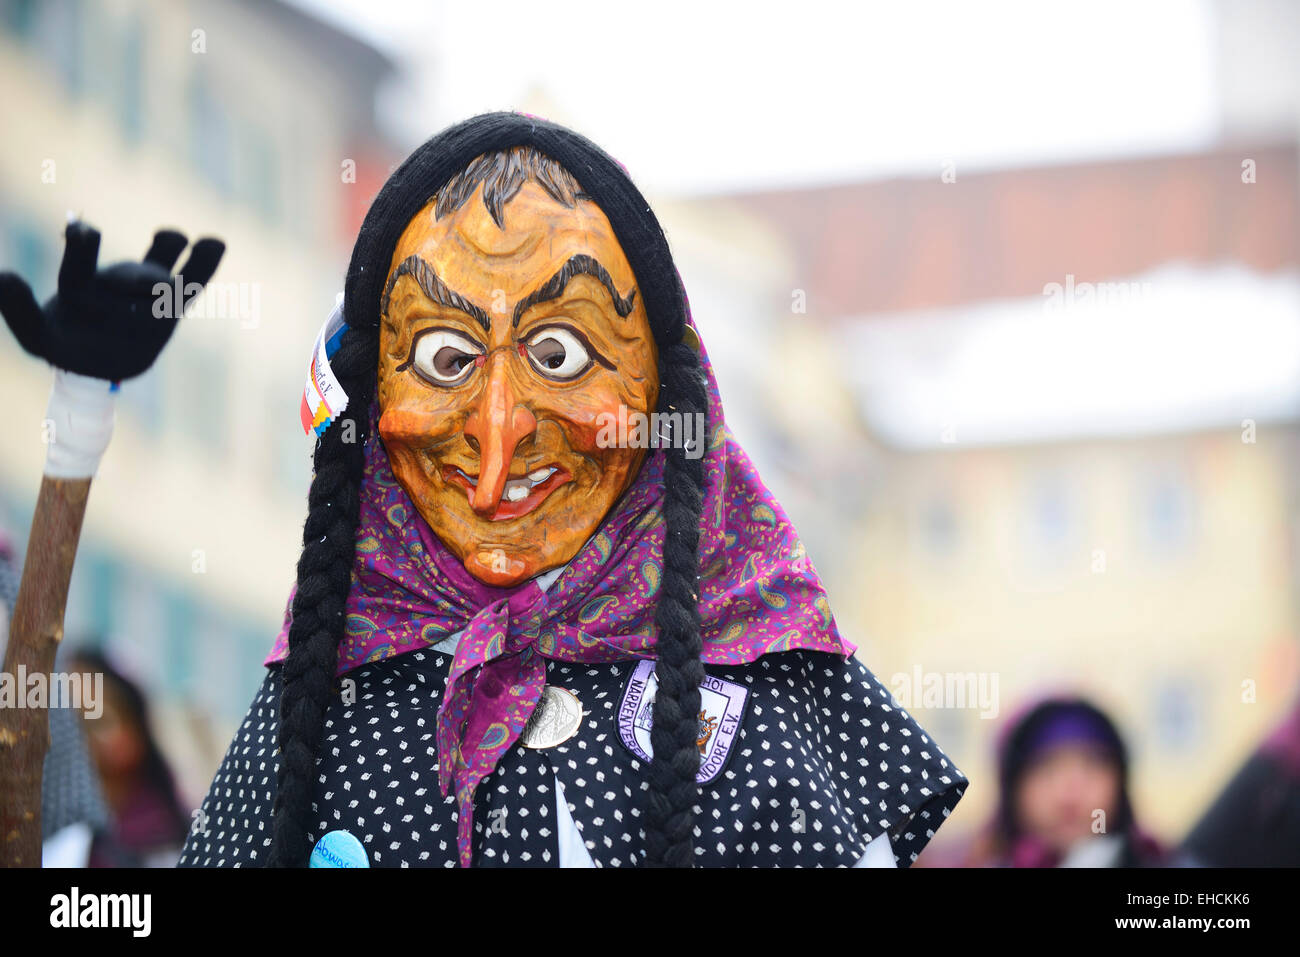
[463,352,537,515]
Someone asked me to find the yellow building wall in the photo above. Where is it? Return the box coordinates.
[843,426,1300,846]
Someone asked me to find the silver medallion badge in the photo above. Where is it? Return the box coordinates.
[520,685,583,749]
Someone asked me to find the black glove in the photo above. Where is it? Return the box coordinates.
[0,221,225,381]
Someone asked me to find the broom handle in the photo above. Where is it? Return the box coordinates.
[0,475,92,867]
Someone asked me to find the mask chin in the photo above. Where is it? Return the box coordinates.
[464,546,530,587]
[458,514,602,588]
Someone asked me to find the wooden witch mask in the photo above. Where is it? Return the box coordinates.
[376,148,660,587]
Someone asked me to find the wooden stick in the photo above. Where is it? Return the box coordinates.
[0,476,92,867]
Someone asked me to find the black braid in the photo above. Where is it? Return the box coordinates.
[266,325,376,867]
[643,341,708,867]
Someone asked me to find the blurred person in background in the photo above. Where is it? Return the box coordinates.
[964,696,1170,868]
[66,648,190,867]
[1182,691,1300,867]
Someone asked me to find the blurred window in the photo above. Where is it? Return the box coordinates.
[1153,675,1200,753]
[0,0,85,96]
[5,214,55,292]
[86,551,118,641]
[1031,473,1071,551]
[112,562,166,690]
[64,545,118,645]
[246,126,281,225]
[0,0,38,39]
[271,386,312,497]
[117,12,145,143]
[168,348,228,457]
[920,496,958,556]
[188,70,233,196]
[118,365,164,436]
[43,0,83,97]
[1141,466,1195,555]
[162,588,196,696]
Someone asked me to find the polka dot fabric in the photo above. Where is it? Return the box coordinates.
[179,647,966,867]
[544,650,966,866]
[178,650,556,867]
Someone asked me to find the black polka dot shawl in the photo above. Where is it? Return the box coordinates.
[179,647,967,868]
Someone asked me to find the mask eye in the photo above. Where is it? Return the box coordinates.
[411,328,484,386]
[524,326,592,381]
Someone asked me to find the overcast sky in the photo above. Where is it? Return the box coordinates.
[287,0,1220,196]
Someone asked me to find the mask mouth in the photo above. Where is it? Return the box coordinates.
[442,464,570,521]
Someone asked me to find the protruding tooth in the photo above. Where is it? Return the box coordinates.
[528,468,552,483]
[505,484,528,502]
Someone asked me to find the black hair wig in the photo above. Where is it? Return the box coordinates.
[267,113,707,867]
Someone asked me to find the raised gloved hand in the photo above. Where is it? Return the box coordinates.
[0,220,225,381]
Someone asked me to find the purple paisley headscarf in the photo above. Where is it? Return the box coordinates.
[266,324,855,867]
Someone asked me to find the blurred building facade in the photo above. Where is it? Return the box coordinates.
[690,135,1300,844]
[0,0,399,799]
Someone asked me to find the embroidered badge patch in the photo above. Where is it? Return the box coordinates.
[617,659,749,784]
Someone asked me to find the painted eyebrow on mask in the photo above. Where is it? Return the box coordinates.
[381,255,491,333]
[512,254,637,327]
